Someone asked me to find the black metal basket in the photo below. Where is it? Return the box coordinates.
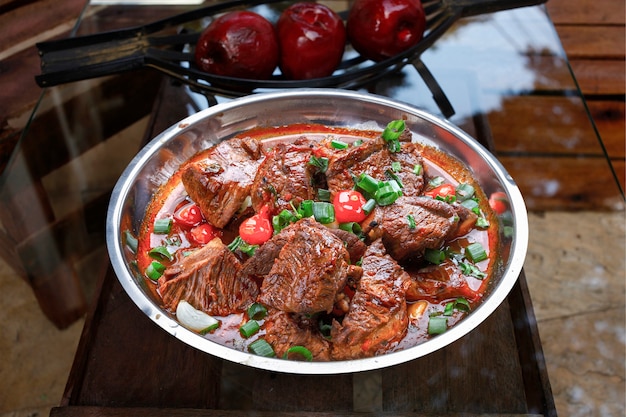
[35,0,546,117]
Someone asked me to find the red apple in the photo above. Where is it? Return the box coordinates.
[277,2,346,80]
[347,0,426,62]
[195,11,279,79]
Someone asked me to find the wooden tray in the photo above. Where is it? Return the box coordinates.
[49,78,557,417]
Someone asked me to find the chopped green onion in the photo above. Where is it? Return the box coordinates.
[308,155,329,173]
[248,339,276,357]
[459,262,487,279]
[352,139,363,147]
[382,120,405,153]
[375,181,401,206]
[382,120,406,141]
[407,214,416,229]
[428,316,448,335]
[176,300,220,334]
[272,209,299,233]
[476,217,490,228]
[331,139,349,150]
[299,200,314,218]
[424,248,446,265]
[317,189,331,202]
[455,183,475,201]
[428,176,445,188]
[283,345,313,361]
[148,245,173,261]
[312,201,335,224]
[239,320,260,338]
[247,302,268,320]
[356,173,381,195]
[227,236,258,257]
[465,242,487,263]
[413,164,423,175]
[146,261,165,281]
[124,230,138,253]
[444,297,471,316]
[153,218,172,234]
[460,198,479,211]
[361,198,376,214]
[385,169,404,189]
[319,320,332,338]
[339,221,363,237]
[391,161,402,172]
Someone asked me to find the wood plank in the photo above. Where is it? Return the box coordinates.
[382,301,528,414]
[500,155,624,211]
[569,59,626,95]
[554,26,625,60]
[50,406,545,417]
[486,95,604,155]
[546,0,626,25]
[586,99,626,158]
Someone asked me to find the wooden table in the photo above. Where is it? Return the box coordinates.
[2,1,623,415]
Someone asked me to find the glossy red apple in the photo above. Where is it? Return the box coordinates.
[347,0,426,62]
[277,2,346,80]
[195,11,279,79]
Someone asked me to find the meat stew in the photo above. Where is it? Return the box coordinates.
[132,121,500,361]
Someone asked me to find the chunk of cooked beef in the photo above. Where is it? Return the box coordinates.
[181,137,264,228]
[331,240,410,360]
[238,221,298,281]
[329,228,367,264]
[250,138,317,214]
[158,238,258,316]
[258,218,350,315]
[325,137,386,194]
[263,309,331,361]
[406,259,481,302]
[390,142,425,198]
[363,197,460,261]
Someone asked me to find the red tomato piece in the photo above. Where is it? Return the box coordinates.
[239,205,273,245]
[424,183,456,200]
[488,191,509,215]
[190,223,219,245]
[174,202,204,227]
[333,190,367,223]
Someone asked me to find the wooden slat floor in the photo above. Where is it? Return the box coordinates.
[545,0,625,192]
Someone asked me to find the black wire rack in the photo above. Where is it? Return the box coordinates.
[35,0,546,118]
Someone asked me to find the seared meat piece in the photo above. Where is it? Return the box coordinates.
[331,240,410,360]
[390,142,426,198]
[329,228,367,264]
[250,138,317,214]
[238,222,298,281]
[158,238,258,316]
[263,309,331,361]
[181,137,264,228]
[258,218,351,315]
[406,259,481,302]
[325,137,386,194]
[363,197,460,261]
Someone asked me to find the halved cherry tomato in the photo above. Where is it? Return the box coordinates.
[239,205,273,245]
[333,190,367,223]
[174,202,204,227]
[190,223,220,245]
[424,183,456,200]
[488,191,509,215]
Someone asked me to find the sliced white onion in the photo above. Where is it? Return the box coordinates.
[176,300,220,334]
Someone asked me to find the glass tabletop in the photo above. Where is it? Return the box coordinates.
[0,0,622,330]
